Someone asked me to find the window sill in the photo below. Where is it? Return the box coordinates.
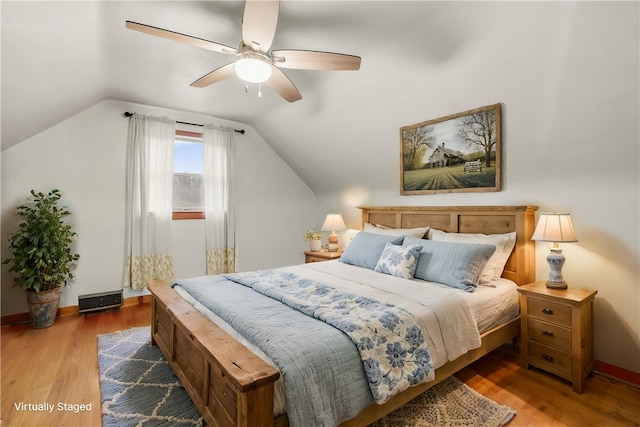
[173,211,205,220]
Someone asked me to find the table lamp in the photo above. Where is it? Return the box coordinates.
[531,212,578,289]
[321,214,347,252]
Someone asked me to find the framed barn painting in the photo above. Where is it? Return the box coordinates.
[400,103,502,195]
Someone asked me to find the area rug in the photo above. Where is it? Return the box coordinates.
[370,376,516,427]
[97,326,203,426]
[98,327,516,427]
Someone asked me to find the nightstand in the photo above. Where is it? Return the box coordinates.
[518,281,597,393]
[304,250,343,263]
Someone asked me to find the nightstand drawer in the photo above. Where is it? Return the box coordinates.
[528,318,571,351]
[528,297,571,327]
[528,341,571,378]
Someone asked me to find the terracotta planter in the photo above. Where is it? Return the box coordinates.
[25,287,62,329]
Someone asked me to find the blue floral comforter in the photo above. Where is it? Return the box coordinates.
[225,269,434,404]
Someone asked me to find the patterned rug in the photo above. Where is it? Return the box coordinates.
[97,326,203,426]
[370,376,516,427]
[98,327,516,427]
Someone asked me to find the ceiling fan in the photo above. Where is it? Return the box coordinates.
[125,0,361,102]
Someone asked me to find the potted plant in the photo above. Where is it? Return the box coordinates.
[304,230,324,251]
[2,189,80,328]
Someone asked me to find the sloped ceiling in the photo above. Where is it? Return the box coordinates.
[1,1,537,193]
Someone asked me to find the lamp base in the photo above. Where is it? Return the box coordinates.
[327,231,339,252]
[545,280,568,289]
[546,248,568,289]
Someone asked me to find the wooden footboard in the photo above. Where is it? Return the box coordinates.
[148,280,280,427]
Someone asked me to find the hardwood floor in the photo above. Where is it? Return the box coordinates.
[457,346,639,427]
[1,304,151,427]
[1,304,638,427]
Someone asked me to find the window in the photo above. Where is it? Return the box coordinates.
[173,130,204,219]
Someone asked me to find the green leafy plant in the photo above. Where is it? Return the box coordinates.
[304,230,324,241]
[2,189,80,292]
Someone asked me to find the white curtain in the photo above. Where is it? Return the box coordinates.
[124,114,175,289]
[203,125,236,274]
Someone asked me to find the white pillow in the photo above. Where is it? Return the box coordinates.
[364,222,429,238]
[428,229,516,284]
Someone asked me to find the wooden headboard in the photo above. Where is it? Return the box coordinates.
[359,205,538,286]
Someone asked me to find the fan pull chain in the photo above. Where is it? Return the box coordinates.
[243,82,263,99]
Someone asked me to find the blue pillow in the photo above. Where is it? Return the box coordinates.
[340,232,404,270]
[403,237,496,292]
[374,242,423,279]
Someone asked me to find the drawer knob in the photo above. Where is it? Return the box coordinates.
[541,308,554,315]
[541,329,555,337]
[541,353,554,362]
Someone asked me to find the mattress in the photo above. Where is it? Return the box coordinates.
[172,260,519,418]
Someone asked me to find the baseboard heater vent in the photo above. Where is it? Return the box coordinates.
[78,290,123,315]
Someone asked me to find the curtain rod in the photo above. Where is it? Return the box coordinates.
[123,112,245,134]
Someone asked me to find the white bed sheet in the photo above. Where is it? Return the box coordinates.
[459,278,520,333]
[172,260,519,416]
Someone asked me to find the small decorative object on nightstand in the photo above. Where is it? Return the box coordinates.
[304,250,343,263]
[531,212,578,289]
[304,230,324,252]
[321,213,347,252]
[518,282,597,393]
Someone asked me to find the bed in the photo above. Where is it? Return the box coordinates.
[148,205,537,427]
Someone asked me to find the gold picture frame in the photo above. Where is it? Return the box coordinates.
[400,103,502,195]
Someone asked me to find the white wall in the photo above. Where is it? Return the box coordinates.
[1,100,316,315]
[315,2,640,374]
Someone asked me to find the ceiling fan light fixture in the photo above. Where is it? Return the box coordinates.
[126,0,360,102]
[235,51,272,83]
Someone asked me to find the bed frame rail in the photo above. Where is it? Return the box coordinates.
[339,317,520,426]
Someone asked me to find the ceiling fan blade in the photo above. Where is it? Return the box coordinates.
[126,21,237,55]
[190,63,236,88]
[272,50,361,70]
[242,0,280,52]
[266,66,302,103]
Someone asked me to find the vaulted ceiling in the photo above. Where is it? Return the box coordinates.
[0,1,571,194]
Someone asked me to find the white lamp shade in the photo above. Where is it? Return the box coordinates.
[321,214,347,232]
[532,213,578,243]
